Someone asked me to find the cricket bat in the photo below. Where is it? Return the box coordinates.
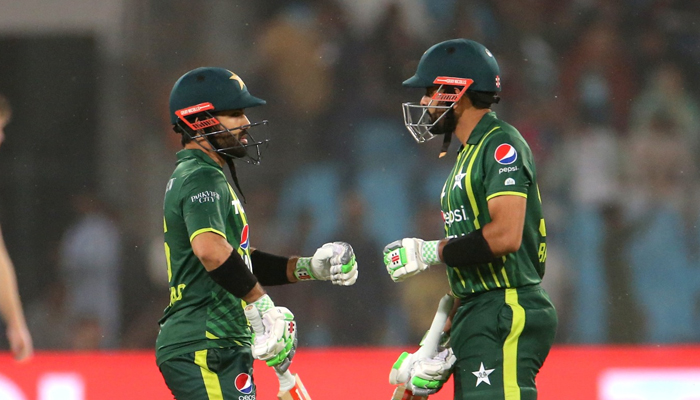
[390,294,455,400]
[276,367,311,400]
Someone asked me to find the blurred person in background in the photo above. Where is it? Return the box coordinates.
[59,191,122,349]
[384,39,557,399]
[629,62,700,154]
[0,94,33,361]
[158,67,358,399]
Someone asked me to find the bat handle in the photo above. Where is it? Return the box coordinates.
[275,368,296,392]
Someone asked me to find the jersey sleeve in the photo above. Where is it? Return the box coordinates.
[181,167,231,242]
[482,131,532,201]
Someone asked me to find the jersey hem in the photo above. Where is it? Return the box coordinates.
[486,191,528,201]
[189,227,227,243]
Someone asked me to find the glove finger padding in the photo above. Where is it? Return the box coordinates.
[389,352,415,385]
[246,305,297,370]
[409,348,456,395]
[329,257,358,286]
[312,242,358,285]
[264,307,297,370]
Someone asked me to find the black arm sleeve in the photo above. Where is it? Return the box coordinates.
[442,229,497,268]
[207,251,259,298]
[251,250,291,286]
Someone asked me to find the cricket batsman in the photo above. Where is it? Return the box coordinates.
[384,39,558,399]
[156,67,358,399]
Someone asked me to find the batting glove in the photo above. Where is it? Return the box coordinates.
[409,348,456,396]
[294,242,358,286]
[383,238,441,282]
[244,295,297,372]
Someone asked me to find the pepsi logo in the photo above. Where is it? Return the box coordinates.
[235,373,253,394]
[240,224,249,250]
[494,144,517,165]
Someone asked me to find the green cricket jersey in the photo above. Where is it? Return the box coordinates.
[156,149,252,365]
[441,112,547,298]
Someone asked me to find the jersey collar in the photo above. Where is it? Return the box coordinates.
[176,149,222,169]
[466,111,499,145]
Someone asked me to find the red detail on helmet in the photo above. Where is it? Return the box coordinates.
[431,77,474,103]
[175,102,221,131]
[176,102,215,117]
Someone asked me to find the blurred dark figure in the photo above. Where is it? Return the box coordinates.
[59,191,122,348]
[561,18,635,131]
[601,203,645,343]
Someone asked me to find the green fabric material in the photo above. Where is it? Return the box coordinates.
[159,347,255,398]
[450,285,557,400]
[440,112,546,298]
[156,149,252,366]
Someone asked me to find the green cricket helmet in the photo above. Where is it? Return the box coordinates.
[402,39,501,154]
[169,67,269,164]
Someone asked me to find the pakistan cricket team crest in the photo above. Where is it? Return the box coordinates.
[472,362,495,387]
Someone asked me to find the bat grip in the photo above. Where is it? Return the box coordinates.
[275,368,296,392]
[415,294,454,359]
[244,304,265,335]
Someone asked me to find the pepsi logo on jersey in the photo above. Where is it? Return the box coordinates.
[494,144,517,165]
[235,373,254,395]
[239,224,250,250]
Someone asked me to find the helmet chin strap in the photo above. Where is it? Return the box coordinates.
[431,107,456,158]
[439,132,452,158]
[205,134,249,204]
[224,158,247,204]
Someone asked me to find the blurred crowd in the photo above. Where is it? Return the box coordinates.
[2,0,700,350]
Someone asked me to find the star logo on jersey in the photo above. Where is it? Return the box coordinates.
[235,373,254,394]
[494,143,517,165]
[453,170,467,190]
[472,362,495,387]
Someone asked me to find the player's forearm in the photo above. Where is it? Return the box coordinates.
[0,249,28,329]
[286,257,299,283]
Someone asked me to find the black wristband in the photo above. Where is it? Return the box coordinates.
[251,250,291,286]
[442,229,496,268]
[207,251,258,298]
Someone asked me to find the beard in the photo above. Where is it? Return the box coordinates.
[428,108,457,136]
[209,130,249,159]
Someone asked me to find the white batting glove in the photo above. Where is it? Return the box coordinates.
[294,242,358,286]
[410,348,456,396]
[244,295,297,372]
[389,351,417,386]
[389,348,455,397]
[383,238,441,282]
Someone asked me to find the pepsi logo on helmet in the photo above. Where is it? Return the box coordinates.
[240,224,250,250]
[235,373,253,394]
[494,144,517,165]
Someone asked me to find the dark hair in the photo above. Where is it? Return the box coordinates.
[466,91,500,109]
[173,124,193,146]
